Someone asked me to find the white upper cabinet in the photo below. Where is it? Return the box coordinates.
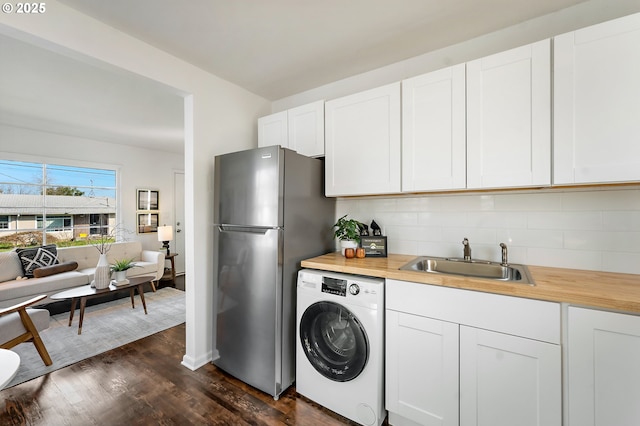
[257,100,325,157]
[258,110,288,149]
[287,100,325,157]
[467,40,551,189]
[554,13,640,185]
[325,82,401,196]
[402,64,466,192]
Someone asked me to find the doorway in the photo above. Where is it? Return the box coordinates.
[174,171,185,275]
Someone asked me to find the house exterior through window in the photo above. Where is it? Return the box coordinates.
[0,160,117,251]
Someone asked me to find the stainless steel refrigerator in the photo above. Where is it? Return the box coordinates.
[212,145,335,399]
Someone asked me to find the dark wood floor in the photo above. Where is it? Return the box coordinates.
[0,276,370,426]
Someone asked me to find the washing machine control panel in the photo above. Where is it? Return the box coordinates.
[321,276,347,297]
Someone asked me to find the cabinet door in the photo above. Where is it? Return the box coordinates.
[568,307,640,426]
[554,13,640,185]
[466,40,551,189]
[258,111,288,148]
[287,100,324,157]
[325,82,401,196]
[386,309,459,426]
[402,65,466,192]
[459,326,561,426]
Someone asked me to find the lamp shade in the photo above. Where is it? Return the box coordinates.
[157,225,173,242]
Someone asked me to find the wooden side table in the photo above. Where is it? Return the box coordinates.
[160,253,178,286]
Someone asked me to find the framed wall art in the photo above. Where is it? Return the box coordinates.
[137,189,159,211]
[137,213,159,234]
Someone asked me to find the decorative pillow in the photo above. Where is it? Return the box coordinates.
[33,260,78,278]
[16,244,59,278]
[0,251,24,282]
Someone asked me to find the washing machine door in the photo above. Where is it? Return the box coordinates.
[299,301,369,382]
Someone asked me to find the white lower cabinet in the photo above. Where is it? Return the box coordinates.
[459,326,561,426]
[386,310,459,426]
[568,307,640,426]
[386,279,561,426]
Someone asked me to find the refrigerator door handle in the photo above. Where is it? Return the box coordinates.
[217,225,281,234]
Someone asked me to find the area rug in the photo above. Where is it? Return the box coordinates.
[6,287,185,388]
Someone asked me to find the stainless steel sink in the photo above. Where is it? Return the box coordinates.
[399,256,534,285]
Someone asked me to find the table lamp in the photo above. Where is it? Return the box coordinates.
[157,225,173,256]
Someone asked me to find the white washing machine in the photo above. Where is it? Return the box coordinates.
[296,269,386,426]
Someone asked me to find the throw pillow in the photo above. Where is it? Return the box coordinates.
[0,251,24,282]
[33,260,79,278]
[16,244,59,278]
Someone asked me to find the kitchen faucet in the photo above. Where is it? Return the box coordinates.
[462,238,471,261]
[500,243,508,266]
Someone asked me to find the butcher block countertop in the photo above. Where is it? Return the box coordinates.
[301,252,640,314]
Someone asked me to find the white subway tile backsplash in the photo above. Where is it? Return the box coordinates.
[606,231,640,253]
[603,252,640,274]
[439,194,495,211]
[396,196,442,212]
[603,211,640,231]
[468,211,527,228]
[563,230,608,251]
[335,189,640,274]
[495,229,563,249]
[387,238,418,256]
[527,248,603,270]
[527,212,602,231]
[494,192,563,211]
[418,211,468,227]
[375,212,418,227]
[561,189,640,211]
[441,227,496,245]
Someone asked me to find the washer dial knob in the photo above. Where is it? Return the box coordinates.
[349,283,360,295]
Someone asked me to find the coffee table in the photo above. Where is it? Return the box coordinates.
[51,275,154,335]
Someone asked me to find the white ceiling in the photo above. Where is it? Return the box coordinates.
[1,0,592,153]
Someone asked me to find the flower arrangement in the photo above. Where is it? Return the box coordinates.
[87,224,131,254]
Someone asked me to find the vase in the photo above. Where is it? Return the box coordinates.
[113,270,128,283]
[93,253,111,289]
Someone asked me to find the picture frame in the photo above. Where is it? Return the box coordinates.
[137,189,159,211]
[360,236,387,257]
[137,213,158,234]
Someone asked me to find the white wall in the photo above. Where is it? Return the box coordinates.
[0,1,270,370]
[273,0,640,276]
[0,123,182,250]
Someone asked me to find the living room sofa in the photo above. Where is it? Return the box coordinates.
[0,242,165,308]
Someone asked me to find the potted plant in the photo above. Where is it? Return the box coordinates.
[110,258,138,283]
[333,215,364,256]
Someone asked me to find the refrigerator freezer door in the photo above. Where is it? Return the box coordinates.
[214,146,284,227]
[214,225,284,397]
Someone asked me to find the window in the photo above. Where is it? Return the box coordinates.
[0,160,117,250]
[37,215,73,231]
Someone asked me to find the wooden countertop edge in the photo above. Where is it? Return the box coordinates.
[300,253,640,314]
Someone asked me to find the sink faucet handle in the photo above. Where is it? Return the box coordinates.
[462,238,471,261]
[500,243,508,266]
